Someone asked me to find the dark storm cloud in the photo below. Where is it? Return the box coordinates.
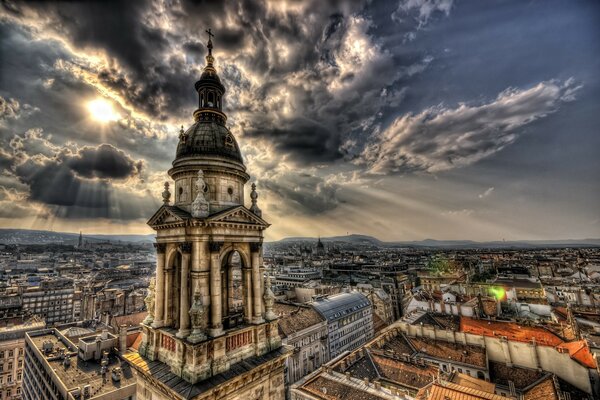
[261,172,340,215]
[0,128,156,219]
[13,0,162,75]
[3,0,412,166]
[64,144,143,180]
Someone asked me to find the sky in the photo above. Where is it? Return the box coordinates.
[0,0,599,241]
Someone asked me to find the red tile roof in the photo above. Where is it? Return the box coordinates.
[461,317,597,369]
[460,317,563,346]
[130,332,142,350]
[557,340,597,369]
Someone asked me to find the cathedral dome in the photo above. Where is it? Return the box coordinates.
[175,121,243,164]
[168,30,249,215]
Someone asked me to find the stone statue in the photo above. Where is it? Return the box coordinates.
[249,183,262,217]
[162,182,171,204]
[188,284,207,343]
[263,274,276,321]
[191,170,210,218]
[143,278,155,325]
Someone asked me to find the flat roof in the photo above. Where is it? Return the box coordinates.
[28,330,136,398]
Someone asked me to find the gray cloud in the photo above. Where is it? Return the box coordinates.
[65,144,144,180]
[261,172,341,215]
[360,79,581,174]
[392,0,454,26]
[1,129,156,219]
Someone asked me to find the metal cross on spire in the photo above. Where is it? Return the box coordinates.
[206,28,214,55]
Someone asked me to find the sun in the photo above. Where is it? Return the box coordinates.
[87,99,120,122]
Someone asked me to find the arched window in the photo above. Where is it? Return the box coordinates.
[208,92,214,107]
[221,251,244,328]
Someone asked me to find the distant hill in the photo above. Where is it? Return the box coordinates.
[0,229,155,245]
[1,229,598,248]
[273,235,600,249]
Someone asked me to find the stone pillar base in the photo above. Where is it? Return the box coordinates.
[176,329,191,339]
[151,320,164,328]
[252,317,265,325]
[209,327,224,337]
[188,331,207,344]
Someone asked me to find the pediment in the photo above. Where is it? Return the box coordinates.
[207,206,269,228]
[147,205,190,228]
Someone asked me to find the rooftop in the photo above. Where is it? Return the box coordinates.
[28,329,136,399]
[312,292,371,322]
[407,336,487,368]
[460,317,563,346]
[276,304,325,338]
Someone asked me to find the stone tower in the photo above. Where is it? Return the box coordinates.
[125,31,289,400]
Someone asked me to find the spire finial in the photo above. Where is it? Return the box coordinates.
[205,28,214,57]
[206,28,215,67]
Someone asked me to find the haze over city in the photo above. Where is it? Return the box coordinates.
[0,0,599,241]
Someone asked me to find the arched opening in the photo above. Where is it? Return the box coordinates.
[221,250,244,329]
[207,92,215,107]
[477,371,485,380]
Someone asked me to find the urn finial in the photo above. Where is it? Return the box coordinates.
[250,183,262,217]
[162,182,171,204]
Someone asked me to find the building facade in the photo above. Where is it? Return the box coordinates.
[22,328,136,400]
[312,292,373,360]
[21,279,79,325]
[275,304,328,385]
[124,32,289,400]
[0,319,45,400]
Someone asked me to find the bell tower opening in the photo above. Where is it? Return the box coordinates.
[221,250,244,329]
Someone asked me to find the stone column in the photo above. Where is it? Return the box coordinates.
[164,244,173,326]
[209,241,224,337]
[243,266,253,323]
[251,243,264,324]
[152,243,166,328]
[177,242,192,338]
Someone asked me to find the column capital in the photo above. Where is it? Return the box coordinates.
[153,243,167,253]
[209,241,224,253]
[179,242,192,254]
[250,242,262,253]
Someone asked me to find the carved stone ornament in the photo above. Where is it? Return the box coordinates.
[153,243,166,254]
[263,274,276,321]
[179,242,192,254]
[143,278,156,325]
[162,182,171,204]
[191,169,210,218]
[187,284,207,344]
[249,182,262,217]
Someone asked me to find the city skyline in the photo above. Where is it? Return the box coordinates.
[1,0,599,241]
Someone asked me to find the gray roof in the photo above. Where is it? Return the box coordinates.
[312,292,371,322]
[176,121,243,163]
